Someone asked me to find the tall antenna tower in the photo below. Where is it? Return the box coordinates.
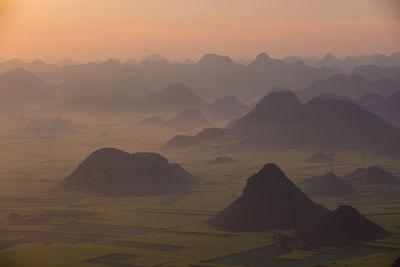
[330,152,334,173]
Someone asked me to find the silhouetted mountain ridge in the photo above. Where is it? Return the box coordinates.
[208,163,328,231]
[164,91,400,157]
[0,68,54,110]
[62,148,195,196]
[296,205,388,246]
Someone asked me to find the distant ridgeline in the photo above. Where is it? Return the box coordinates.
[208,163,388,246]
[164,91,400,158]
[61,148,195,196]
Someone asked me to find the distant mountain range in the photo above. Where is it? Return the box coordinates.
[1,52,400,119]
[297,73,400,101]
[164,91,400,158]
[0,68,54,110]
[352,65,400,81]
[362,90,400,126]
[1,53,339,102]
[56,82,249,123]
[0,59,57,73]
[285,53,400,72]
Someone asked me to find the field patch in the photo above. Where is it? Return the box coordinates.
[277,249,320,259]
[118,232,228,248]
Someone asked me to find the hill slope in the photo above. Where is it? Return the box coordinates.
[138,82,207,112]
[0,68,54,110]
[164,91,400,157]
[62,148,195,196]
[208,163,328,232]
[295,205,388,246]
[230,91,400,154]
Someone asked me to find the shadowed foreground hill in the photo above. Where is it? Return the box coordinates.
[62,148,195,196]
[208,163,328,232]
[296,205,388,246]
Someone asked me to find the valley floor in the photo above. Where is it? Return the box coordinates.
[0,113,399,267]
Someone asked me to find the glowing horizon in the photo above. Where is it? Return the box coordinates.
[0,0,399,62]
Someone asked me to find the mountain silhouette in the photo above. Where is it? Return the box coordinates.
[205,96,249,122]
[365,90,400,126]
[197,54,237,68]
[285,53,400,72]
[109,75,152,100]
[352,65,400,81]
[57,83,207,114]
[208,163,328,232]
[230,91,400,153]
[56,72,151,101]
[298,74,399,101]
[56,73,104,100]
[0,68,54,110]
[306,151,331,163]
[242,53,332,101]
[142,54,169,64]
[62,148,195,196]
[106,94,137,112]
[300,172,355,197]
[138,82,207,112]
[16,53,337,102]
[164,91,400,157]
[163,128,232,149]
[168,109,210,129]
[295,205,388,246]
[0,59,56,73]
[346,166,400,185]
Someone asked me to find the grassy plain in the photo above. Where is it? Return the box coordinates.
[0,113,399,267]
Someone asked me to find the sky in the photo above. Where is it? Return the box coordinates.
[0,0,399,62]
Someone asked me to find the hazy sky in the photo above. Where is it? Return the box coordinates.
[0,0,399,62]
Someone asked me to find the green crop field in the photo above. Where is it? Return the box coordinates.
[0,113,399,267]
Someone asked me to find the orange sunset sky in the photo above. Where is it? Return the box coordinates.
[0,0,399,62]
